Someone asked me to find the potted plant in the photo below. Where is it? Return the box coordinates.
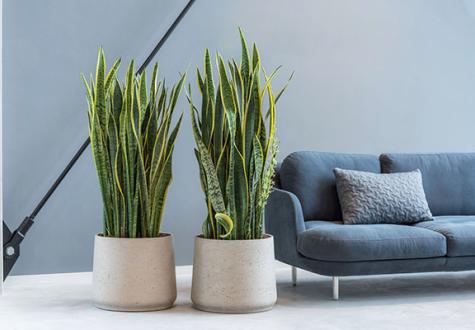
[82,49,185,311]
[188,29,290,313]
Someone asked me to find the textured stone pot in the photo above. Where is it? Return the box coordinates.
[92,233,177,311]
[191,234,277,313]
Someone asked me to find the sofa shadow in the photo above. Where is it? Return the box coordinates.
[276,271,475,308]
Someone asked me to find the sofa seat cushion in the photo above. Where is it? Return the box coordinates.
[414,216,475,257]
[297,221,446,262]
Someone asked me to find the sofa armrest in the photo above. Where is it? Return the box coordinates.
[265,188,306,264]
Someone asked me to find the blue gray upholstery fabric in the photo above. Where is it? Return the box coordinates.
[380,153,475,215]
[415,216,475,257]
[265,188,306,265]
[295,255,475,277]
[334,168,433,224]
[297,220,446,262]
[264,188,475,276]
[266,151,475,278]
[265,187,475,276]
[274,162,282,189]
[280,151,380,220]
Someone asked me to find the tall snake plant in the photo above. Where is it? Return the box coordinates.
[189,29,291,240]
[83,48,185,238]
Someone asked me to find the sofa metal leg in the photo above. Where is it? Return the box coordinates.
[291,266,297,286]
[333,276,339,300]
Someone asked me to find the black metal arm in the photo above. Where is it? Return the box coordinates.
[3,0,196,280]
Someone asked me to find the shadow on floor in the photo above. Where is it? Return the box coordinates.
[276,270,475,308]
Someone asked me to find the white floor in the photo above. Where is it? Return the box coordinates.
[1,263,475,330]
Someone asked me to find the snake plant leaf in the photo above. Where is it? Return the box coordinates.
[126,84,140,203]
[156,83,167,120]
[196,67,204,95]
[168,73,187,113]
[264,71,294,121]
[150,63,159,105]
[81,74,94,110]
[238,27,250,85]
[190,92,225,214]
[275,71,294,104]
[194,148,208,195]
[251,136,264,237]
[191,105,226,213]
[189,29,289,240]
[230,60,244,118]
[118,101,132,236]
[215,212,234,238]
[232,145,248,238]
[105,58,121,93]
[217,55,237,115]
[245,152,256,239]
[224,139,236,239]
[216,140,228,188]
[94,48,107,130]
[113,142,126,236]
[106,101,121,234]
[135,141,150,234]
[252,43,260,71]
[203,52,215,148]
[204,49,215,97]
[90,110,113,233]
[139,72,148,118]
[199,72,210,145]
[260,65,282,99]
[150,150,173,237]
[264,80,276,164]
[150,115,168,180]
[207,200,216,238]
[243,66,261,167]
[202,217,210,238]
[166,112,183,153]
[213,85,224,160]
[129,180,140,237]
[111,79,123,123]
[84,49,183,238]
[253,136,264,184]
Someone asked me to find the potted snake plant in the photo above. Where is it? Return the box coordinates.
[188,29,290,313]
[82,49,185,311]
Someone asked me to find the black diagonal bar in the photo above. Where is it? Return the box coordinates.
[32,0,195,220]
[3,0,196,280]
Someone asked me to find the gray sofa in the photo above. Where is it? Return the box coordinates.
[265,151,475,299]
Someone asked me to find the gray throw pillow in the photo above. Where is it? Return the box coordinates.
[334,168,433,225]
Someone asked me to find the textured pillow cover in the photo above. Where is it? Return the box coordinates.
[334,168,433,225]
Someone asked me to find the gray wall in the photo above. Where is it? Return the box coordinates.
[4,0,475,275]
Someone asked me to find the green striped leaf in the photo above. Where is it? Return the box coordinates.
[84,49,183,238]
[239,27,250,85]
[105,58,121,93]
[188,29,289,240]
[190,105,226,213]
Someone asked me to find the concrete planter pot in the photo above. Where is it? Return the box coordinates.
[92,233,177,311]
[191,234,277,313]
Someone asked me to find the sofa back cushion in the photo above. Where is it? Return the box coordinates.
[380,153,475,216]
[280,151,380,220]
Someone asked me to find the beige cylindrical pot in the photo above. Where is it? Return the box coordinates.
[92,233,177,312]
[191,234,277,313]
